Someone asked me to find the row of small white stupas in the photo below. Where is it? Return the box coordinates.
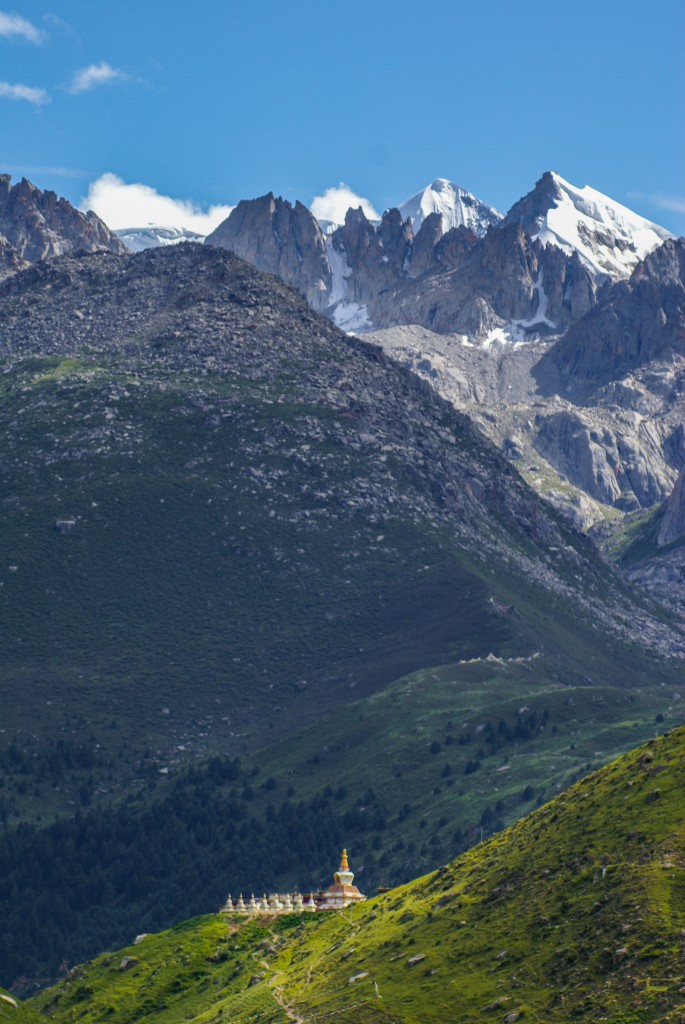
[221,849,366,915]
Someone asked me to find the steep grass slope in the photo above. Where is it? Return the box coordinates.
[3,647,683,990]
[27,725,685,1024]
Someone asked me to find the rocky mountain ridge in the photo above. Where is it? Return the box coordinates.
[504,170,672,278]
[1,171,683,580]
[0,175,126,269]
[204,176,614,337]
[362,237,685,542]
[202,172,671,339]
[0,244,682,658]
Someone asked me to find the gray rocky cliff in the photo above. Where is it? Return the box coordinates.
[408,212,445,277]
[534,409,676,509]
[503,171,562,236]
[542,238,685,394]
[361,222,597,337]
[0,175,127,262]
[658,467,685,546]
[205,193,331,311]
[0,233,29,280]
[327,206,413,312]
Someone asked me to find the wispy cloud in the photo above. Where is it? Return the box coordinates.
[43,13,79,39]
[4,163,85,179]
[0,81,50,106]
[649,195,685,216]
[628,190,685,217]
[0,11,44,43]
[68,62,128,95]
[310,182,380,225]
[81,173,233,233]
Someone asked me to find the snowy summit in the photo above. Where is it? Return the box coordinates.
[506,172,673,278]
[396,178,503,237]
[116,225,206,253]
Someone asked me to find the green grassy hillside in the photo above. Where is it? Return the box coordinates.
[1,645,682,988]
[0,991,39,1024]
[26,725,685,1024]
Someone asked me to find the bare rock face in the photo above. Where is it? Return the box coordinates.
[539,246,599,323]
[0,233,29,281]
[328,206,413,312]
[544,238,685,394]
[409,212,445,277]
[625,545,685,616]
[205,193,331,311]
[503,171,561,235]
[366,222,597,337]
[658,467,685,546]
[433,223,479,271]
[0,175,127,263]
[534,409,676,509]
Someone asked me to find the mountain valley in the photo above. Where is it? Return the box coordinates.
[0,173,684,994]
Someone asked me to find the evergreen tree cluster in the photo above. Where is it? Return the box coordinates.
[0,760,345,987]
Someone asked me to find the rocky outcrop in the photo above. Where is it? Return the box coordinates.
[625,544,685,616]
[327,205,413,313]
[543,238,685,394]
[0,233,28,281]
[534,410,676,509]
[658,467,685,546]
[363,221,598,337]
[0,175,127,263]
[503,171,561,236]
[205,193,331,310]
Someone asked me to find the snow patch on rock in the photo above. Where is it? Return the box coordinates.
[331,301,373,333]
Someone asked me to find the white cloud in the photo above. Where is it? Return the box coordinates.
[81,173,234,233]
[0,12,44,43]
[310,182,380,225]
[0,81,49,105]
[68,62,128,95]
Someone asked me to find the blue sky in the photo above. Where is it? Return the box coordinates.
[1,0,683,235]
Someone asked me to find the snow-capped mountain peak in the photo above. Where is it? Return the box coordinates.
[505,171,673,278]
[116,225,205,253]
[396,178,503,237]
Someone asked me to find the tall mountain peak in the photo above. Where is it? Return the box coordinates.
[205,193,331,310]
[0,174,127,263]
[505,171,673,278]
[396,178,503,237]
